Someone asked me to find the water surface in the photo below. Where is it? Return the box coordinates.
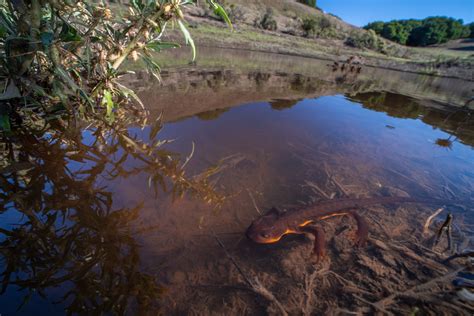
[1,49,474,315]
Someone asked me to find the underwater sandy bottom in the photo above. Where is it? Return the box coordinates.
[117,96,474,315]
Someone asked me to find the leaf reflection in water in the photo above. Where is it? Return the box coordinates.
[0,108,223,314]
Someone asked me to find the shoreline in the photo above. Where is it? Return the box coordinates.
[166,13,474,82]
[193,44,474,82]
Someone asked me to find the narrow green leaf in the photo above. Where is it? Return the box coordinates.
[0,9,14,34]
[115,82,145,109]
[60,21,82,42]
[0,113,11,132]
[0,25,7,38]
[55,67,94,107]
[142,55,161,81]
[130,0,144,11]
[149,115,162,140]
[207,0,233,29]
[214,4,233,29]
[177,20,196,61]
[102,90,114,118]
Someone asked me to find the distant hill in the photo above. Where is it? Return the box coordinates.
[166,0,473,79]
[189,0,362,38]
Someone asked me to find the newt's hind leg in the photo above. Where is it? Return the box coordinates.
[349,211,368,247]
[299,225,327,261]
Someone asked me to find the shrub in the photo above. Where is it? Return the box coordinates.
[301,16,332,37]
[256,8,277,31]
[227,4,246,22]
[319,16,332,30]
[0,0,231,129]
[215,2,245,23]
[302,17,318,36]
[346,30,387,53]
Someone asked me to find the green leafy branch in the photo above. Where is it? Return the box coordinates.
[0,0,232,130]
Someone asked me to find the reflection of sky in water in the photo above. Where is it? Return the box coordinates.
[157,95,474,196]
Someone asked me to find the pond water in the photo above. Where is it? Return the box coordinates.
[1,48,474,315]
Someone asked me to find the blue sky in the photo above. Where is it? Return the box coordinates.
[317,0,474,27]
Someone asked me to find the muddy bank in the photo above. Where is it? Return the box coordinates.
[198,43,474,81]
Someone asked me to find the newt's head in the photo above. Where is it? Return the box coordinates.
[246,208,289,244]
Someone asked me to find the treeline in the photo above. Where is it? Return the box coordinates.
[364,17,473,46]
[298,0,317,8]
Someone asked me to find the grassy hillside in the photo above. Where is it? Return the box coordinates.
[163,0,473,79]
[190,0,360,38]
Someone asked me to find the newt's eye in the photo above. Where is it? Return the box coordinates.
[261,233,269,238]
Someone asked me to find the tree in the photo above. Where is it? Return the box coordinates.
[381,21,411,45]
[409,20,449,46]
[461,25,471,38]
[469,22,474,38]
[445,18,465,39]
[364,21,385,35]
[364,16,471,46]
[298,0,317,8]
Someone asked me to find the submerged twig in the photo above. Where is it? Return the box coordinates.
[211,232,289,316]
[304,180,330,199]
[301,268,328,316]
[247,189,262,215]
[331,176,350,197]
[366,268,464,312]
[443,250,474,263]
[423,207,445,236]
[433,213,454,251]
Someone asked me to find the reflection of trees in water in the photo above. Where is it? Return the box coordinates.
[196,108,230,120]
[269,99,301,111]
[0,111,222,313]
[349,91,474,147]
[435,136,455,150]
[350,92,424,119]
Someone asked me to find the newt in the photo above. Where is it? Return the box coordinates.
[245,196,453,260]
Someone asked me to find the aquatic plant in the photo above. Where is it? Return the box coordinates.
[0,0,231,130]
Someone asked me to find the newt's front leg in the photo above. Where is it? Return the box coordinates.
[298,225,327,261]
[350,211,368,247]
